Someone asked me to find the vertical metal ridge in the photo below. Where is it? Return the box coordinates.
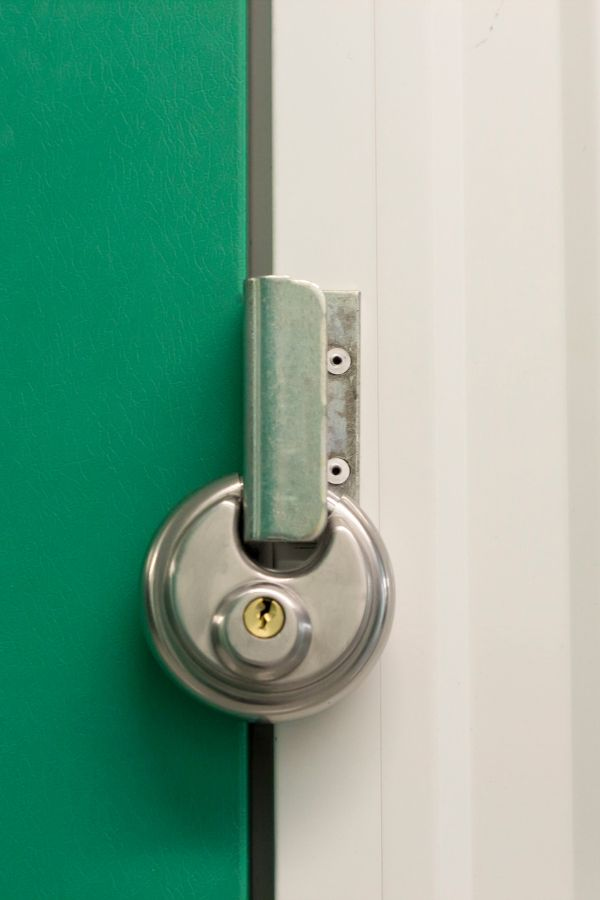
[244,277,262,540]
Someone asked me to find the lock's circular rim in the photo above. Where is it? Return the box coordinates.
[143,475,394,722]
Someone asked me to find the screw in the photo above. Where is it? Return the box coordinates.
[243,596,286,639]
[328,457,351,485]
[327,347,351,375]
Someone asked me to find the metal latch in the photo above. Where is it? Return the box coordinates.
[143,276,393,722]
[244,276,359,543]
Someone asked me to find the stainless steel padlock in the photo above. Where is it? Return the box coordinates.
[143,277,394,721]
[144,475,392,721]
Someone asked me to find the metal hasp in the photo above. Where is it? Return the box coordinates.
[244,277,327,543]
[325,291,360,503]
[244,276,360,543]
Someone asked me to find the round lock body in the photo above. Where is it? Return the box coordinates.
[144,475,394,722]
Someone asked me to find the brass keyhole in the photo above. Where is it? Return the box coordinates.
[243,596,285,639]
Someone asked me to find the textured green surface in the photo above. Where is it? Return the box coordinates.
[0,3,247,898]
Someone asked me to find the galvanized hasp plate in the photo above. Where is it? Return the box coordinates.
[325,290,360,503]
[244,276,327,543]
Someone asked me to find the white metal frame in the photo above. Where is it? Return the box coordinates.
[272,3,382,897]
[273,2,599,898]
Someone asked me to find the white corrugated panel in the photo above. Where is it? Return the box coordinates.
[273,2,600,898]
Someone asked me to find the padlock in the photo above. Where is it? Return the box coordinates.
[143,277,394,721]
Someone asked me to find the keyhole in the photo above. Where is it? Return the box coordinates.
[243,595,286,638]
[256,598,273,630]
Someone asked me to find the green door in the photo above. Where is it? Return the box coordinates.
[1,3,248,897]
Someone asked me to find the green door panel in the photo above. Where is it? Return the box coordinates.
[0,3,247,898]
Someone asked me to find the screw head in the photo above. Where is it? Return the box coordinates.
[243,596,286,639]
[327,456,351,485]
[327,346,351,375]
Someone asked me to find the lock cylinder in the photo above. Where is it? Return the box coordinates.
[211,581,312,682]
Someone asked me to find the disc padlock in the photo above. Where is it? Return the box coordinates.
[143,277,394,721]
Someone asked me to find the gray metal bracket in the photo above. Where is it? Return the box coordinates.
[243,277,360,545]
[325,290,360,505]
